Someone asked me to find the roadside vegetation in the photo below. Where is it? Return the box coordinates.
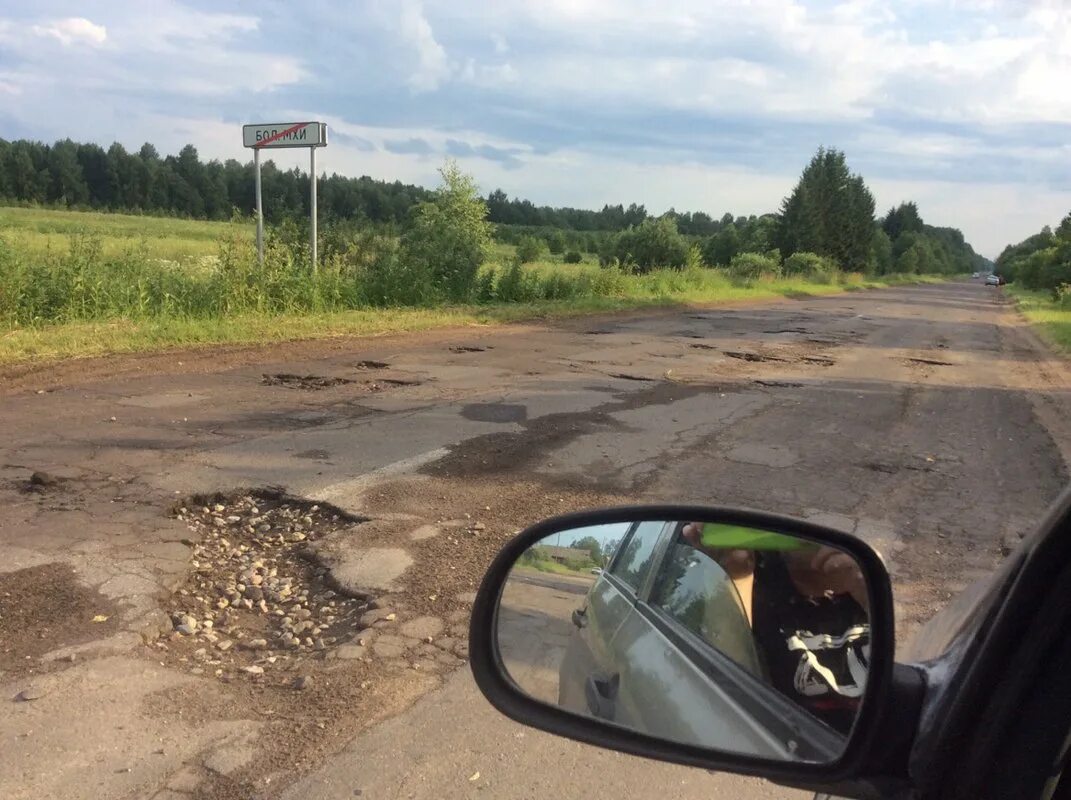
[516,545,598,576]
[0,140,974,364]
[996,211,1071,352]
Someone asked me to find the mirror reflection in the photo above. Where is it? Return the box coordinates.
[497,520,871,763]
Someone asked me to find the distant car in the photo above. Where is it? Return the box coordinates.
[589,567,602,575]
[985,274,1002,286]
[972,272,980,278]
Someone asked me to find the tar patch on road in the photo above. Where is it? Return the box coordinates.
[460,403,528,424]
[423,380,721,481]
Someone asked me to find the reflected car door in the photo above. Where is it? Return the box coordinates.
[557,521,669,716]
[608,526,844,761]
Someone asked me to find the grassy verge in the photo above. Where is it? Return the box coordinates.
[0,272,944,365]
[1006,285,1071,352]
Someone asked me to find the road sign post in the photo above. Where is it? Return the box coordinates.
[242,122,328,269]
[253,147,264,266]
[310,146,317,274]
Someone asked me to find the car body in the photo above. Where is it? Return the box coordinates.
[557,520,844,762]
[985,273,1002,286]
[972,272,980,278]
[589,567,603,575]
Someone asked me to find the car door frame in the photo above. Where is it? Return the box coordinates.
[637,522,846,760]
[904,486,1071,799]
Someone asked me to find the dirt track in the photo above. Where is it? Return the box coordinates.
[2,281,1069,800]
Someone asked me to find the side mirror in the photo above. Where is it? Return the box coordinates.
[468,506,895,788]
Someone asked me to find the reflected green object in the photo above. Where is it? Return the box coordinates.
[700,523,810,551]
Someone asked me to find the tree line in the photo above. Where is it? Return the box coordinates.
[0,138,431,226]
[996,213,1071,296]
[0,137,987,278]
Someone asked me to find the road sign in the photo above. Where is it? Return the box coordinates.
[243,122,328,270]
[242,122,327,149]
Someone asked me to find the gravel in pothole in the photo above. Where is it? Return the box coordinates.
[160,491,382,682]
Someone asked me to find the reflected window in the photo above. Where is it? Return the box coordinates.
[650,542,763,676]
[609,521,665,592]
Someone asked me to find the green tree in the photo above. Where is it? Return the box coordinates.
[47,139,89,205]
[896,246,919,274]
[613,216,689,271]
[571,536,604,565]
[6,141,48,201]
[545,230,566,255]
[882,202,924,240]
[400,161,493,301]
[515,235,545,263]
[702,223,741,266]
[870,228,894,275]
[777,147,876,270]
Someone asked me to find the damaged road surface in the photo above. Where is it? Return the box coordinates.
[2,282,1070,800]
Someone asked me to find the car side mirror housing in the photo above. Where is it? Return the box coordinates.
[468,505,902,795]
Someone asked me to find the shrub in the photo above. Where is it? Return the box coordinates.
[783,251,838,282]
[563,250,583,264]
[515,235,545,264]
[545,231,566,255]
[613,217,689,272]
[727,251,781,280]
[1055,283,1071,308]
[399,161,492,302]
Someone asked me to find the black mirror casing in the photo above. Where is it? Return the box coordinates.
[468,505,911,799]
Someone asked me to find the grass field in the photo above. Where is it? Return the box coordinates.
[1006,285,1071,352]
[0,206,252,264]
[0,205,947,365]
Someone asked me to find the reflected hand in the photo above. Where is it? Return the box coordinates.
[787,545,868,610]
[682,523,755,579]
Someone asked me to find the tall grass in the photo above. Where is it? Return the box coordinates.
[1006,285,1071,352]
[0,229,940,330]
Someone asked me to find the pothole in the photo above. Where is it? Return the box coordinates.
[608,372,655,382]
[753,379,804,388]
[160,490,381,683]
[763,328,811,335]
[355,360,389,370]
[584,330,614,335]
[262,374,354,390]
[293,449,332,460]
[20,470,67,493]
[801,355,836,366]
[689,343,718,350]
[449,345,489,353]
[724,350,789,363]
[904,357,954,367]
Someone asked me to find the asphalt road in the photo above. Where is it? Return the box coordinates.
[2,281,1069,800]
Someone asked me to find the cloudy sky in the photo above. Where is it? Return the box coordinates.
[2,1,1070,256]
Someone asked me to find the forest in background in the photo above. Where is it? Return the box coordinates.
[0,138,989,279]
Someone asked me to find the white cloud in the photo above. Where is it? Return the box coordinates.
[1,5,304,100]
[31,17,107,47]
[429,0,1071,125]
[398,1,451,91]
